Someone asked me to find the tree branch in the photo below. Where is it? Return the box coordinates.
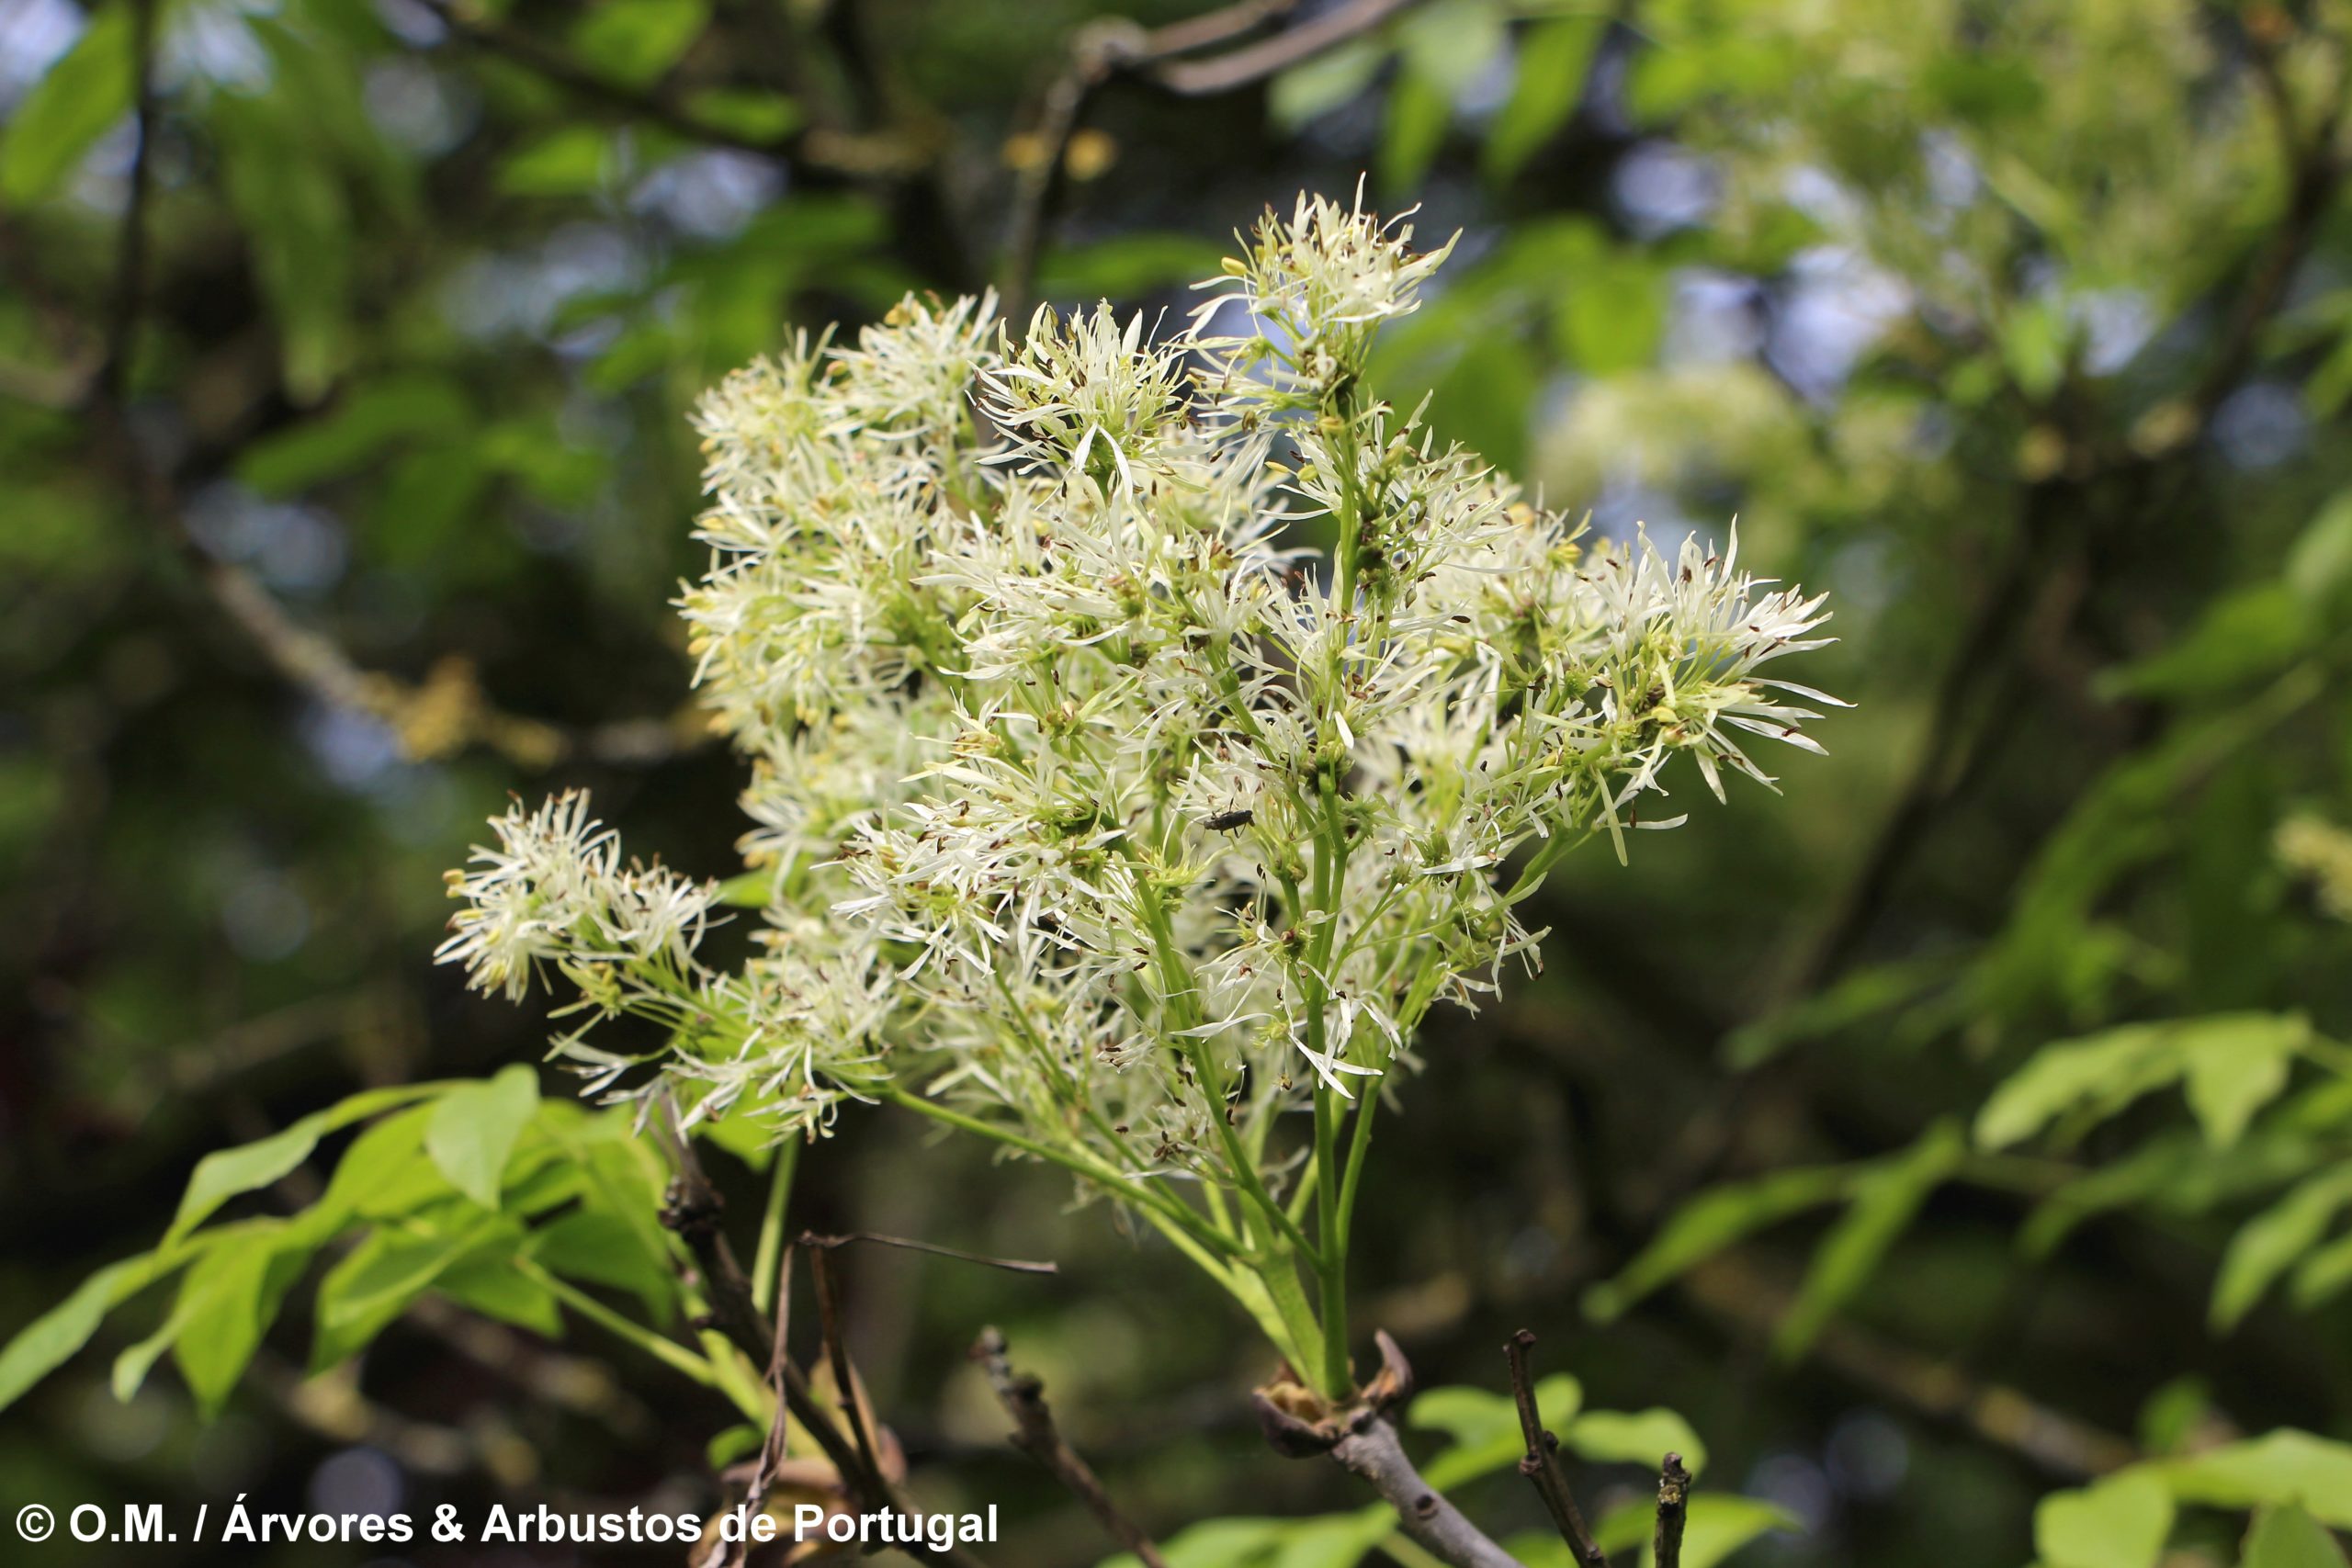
[1329,1416,1523,1568]
[997,0,1420,313]
[1151,0,1419,96]
[970,1326,1170,1568]
[1653,1453,1690,1568]
[654,1111,989,1568]
[1505,1330,1607,1568]
[798,1230,1057,1275]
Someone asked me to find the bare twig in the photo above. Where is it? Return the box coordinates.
[1152,0,1419,96]
[797,1229,1058,1275]
[970,1326,1169,1568]
[809,1246,887,1495]
[1653,1453,1690,1568]
[1505,1330,1607,1568]
[997,0,1420,312]
[653,1106,989,1568]
[1328,1416,1522,1568]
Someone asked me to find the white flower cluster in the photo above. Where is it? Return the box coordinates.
[440,191,1836,1256]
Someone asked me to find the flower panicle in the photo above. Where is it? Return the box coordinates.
[442,187,1840,1190]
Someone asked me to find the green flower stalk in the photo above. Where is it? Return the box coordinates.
[441,191,1838,1403]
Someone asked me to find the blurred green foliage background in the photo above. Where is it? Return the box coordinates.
[6,0,2352,1564]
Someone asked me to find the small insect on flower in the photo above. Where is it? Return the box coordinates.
[1203,807,1255,831]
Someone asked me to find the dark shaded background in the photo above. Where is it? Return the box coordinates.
[6,0,2352,1563]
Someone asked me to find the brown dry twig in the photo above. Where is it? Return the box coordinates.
[998,0,1426,313]
[796,1230,1057,1276]
[1654,1453,1690,1568]
[651,1104,989,1568]
[970,1326,1169,1568]
[1505,1329,1607,1568]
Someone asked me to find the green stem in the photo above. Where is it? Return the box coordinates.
[879,1083,1243,1259]
[1133,878,1321,1262]
[751,1136,800,1319]
[516,1258,747,1408]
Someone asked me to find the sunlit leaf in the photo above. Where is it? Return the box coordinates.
[2152,1430,2352,1529]
[2035,1471,2175,1568]
[1775,1121,1963,1359]
[427,1066,542,1210]
[571,0,712,89]
[1562,1408,1707,1478]
[2241,1505,2350,1568]
[1486,16,1601,185]
[167,1086,439,1246]
[0,6,132,208]
[1586,1165,1855,1321]
[1594,1495,1801,1568]
[0,1251,184,1415]
[2212,1168,2352,1331]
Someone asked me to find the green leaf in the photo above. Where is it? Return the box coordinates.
[2242,1506,2349,1568]
[2289,1227,2352,1310]
[498,127,621,197]
[2035,1471,2175,1568]
[1555,252,1665,375]
[1102,1517,1285,1568]
[2153,1430,2352,1529]
[426,1066,542,1210]
[169,1224,316,1417]
[2286,491,2352,610]
[167,1086,437,1246]
[1775,1122,1963,1359]
[1975,1015,2309,1153]
[2183,1016,2311,1149]
[1410,1373,1581,1456]
[1722,954,1955,1070]
[2022,1127,2322,1258]
[1976,1024,2173,1149]
[0,1251,185,1415]
[0,6,132,208]
[571,0,711,90]
[310,1214,515,1371]
[1268,1513,1394,1568]
[2098,584,2316,703]
[1380,68,1452,197]
[430,1254,563,1338]
[237,375,473,495]
[1586,1164,1855,1321]
[528,1208,674,1321]
[318,1106,442,1223]
[1396,0,1503,98]
[686,88,802,143]
[1562,1408,1707,1478]
[213,90,353,402]
[707,1422,763,1470]
[1998,296,2070,401]
[1269,39,1385,132]
[1595,1495,1801,1568]
[2211,1167,2352,1331]
[1486,17,1602,185]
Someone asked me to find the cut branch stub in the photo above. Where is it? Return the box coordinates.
[1251,1328,1414,1455]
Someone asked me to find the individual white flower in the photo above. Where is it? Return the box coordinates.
[438,792,620,1001]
